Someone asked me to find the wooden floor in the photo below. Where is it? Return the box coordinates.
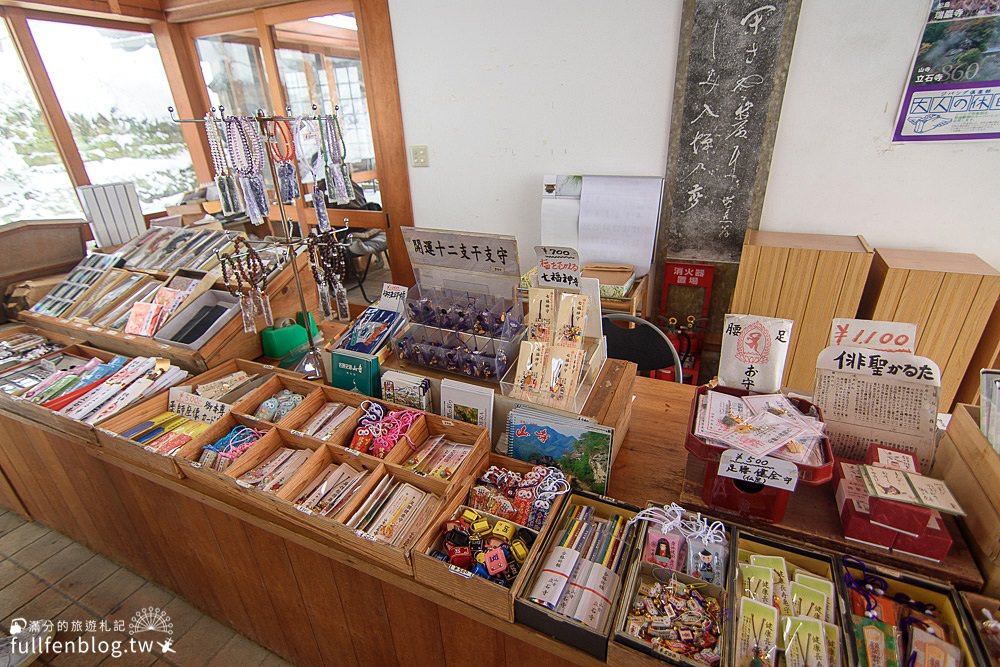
[0,509,290,667]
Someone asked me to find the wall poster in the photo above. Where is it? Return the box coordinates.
[895,1,1000,142]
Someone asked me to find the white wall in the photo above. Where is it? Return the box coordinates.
[761,0,1000,269]
[387,0,682,268]
[388,0,1000,270]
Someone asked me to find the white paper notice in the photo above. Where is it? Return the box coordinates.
[540,175,581,249]
[578,176,663,277]
[812,345,940,468]
[830,319,917,354]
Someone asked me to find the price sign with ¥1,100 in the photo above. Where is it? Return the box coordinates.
[719,449,798,492]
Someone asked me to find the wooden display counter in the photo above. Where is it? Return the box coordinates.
[0,376,986,665]
[19,252,317,374]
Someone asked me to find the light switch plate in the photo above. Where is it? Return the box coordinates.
[410,145,429,167]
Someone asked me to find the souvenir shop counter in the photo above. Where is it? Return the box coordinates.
[0,376,986,666]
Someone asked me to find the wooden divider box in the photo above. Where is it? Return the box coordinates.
[411,455,568,622]
[20,251,317,373]
[235,374,325,430]
[933,403,1000,596]
[0,344,124,444]
[838,557,987,665]
[959,590,1000,665]
[515,491,641,660]
[729,529,847,667]
[327,469,446,576]
[859,248,1000,409]
[93,359,310,479]
[730,230,873,393]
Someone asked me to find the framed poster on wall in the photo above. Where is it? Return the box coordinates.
[895,1,1000,142]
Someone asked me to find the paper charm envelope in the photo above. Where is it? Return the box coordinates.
[719,314,793,394]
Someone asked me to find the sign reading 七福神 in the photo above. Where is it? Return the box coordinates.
[534,246,580,289]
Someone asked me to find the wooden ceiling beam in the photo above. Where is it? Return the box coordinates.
[0,0,163,22]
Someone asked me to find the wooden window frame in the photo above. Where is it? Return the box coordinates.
[0,0,415,284]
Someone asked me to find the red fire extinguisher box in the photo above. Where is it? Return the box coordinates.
[684,384,834,523]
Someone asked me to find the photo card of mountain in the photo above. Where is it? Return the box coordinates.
[504,405,614,494]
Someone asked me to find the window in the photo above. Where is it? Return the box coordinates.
[0,22,81,224]
[28,20,195,213]
[195,32,272,116]
[272,13,378,202]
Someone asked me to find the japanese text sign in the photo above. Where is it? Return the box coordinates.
[719,448,798,491]
[534,246,580,289]
[719,314,793,394]
[168,388,230,424]
[402,228,519,277]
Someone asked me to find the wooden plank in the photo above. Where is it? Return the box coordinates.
[355,0,416,285]
[329,558,399,667]
[439,606,506,667]
[254,9,287,113]
[381,583,447,665]
[941,277,1000,408]
[242,523,325,667]
[919,273,983,375]
[282,540,360,667]
[956,298,1000,404]
[774,247,819,390]
[746,245,789,317]
[504,635,579,667]
[787,250,850,394]
[835,245,874,317]
[4,8,91,191]
[151,20,212,183]
[729,234,761,312]
[257,0,352,25]
[203,504,295,659]
[894,270,946,349]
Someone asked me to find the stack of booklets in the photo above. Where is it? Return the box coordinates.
[401,434,473,481]
[981,369,1000,451]
[0,334,64,371]
[295,463,369,516]
[440,378,493,437]
[14,354,188,424]
[332,306,406,396]
[299,402,355,440]
[120,411,211,455]
[31,253,121,317]
[502,405,613,494]
[381,370,431,411]
[346,477,438,546]
[115,227,233,272]
[238,448,312,495]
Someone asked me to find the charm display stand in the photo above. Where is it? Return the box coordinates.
[169,105,351,380]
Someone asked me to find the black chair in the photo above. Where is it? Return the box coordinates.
[601,313,683,379]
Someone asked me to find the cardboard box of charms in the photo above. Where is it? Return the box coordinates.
[96,359,490,575]
[20,252,316,374]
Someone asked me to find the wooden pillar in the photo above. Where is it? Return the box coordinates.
[4,7,90,192]
[355,0,415,285]
[152,20,213,183]
[254,10,288,114]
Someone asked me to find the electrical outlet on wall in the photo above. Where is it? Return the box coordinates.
[410,145,429,167]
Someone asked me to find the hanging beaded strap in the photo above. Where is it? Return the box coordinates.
[319,113,351,204]
[267,119,300,203]
[205,114,242,215]
[225,116,269,225]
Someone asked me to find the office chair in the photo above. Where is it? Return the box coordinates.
[601,313,683,380]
